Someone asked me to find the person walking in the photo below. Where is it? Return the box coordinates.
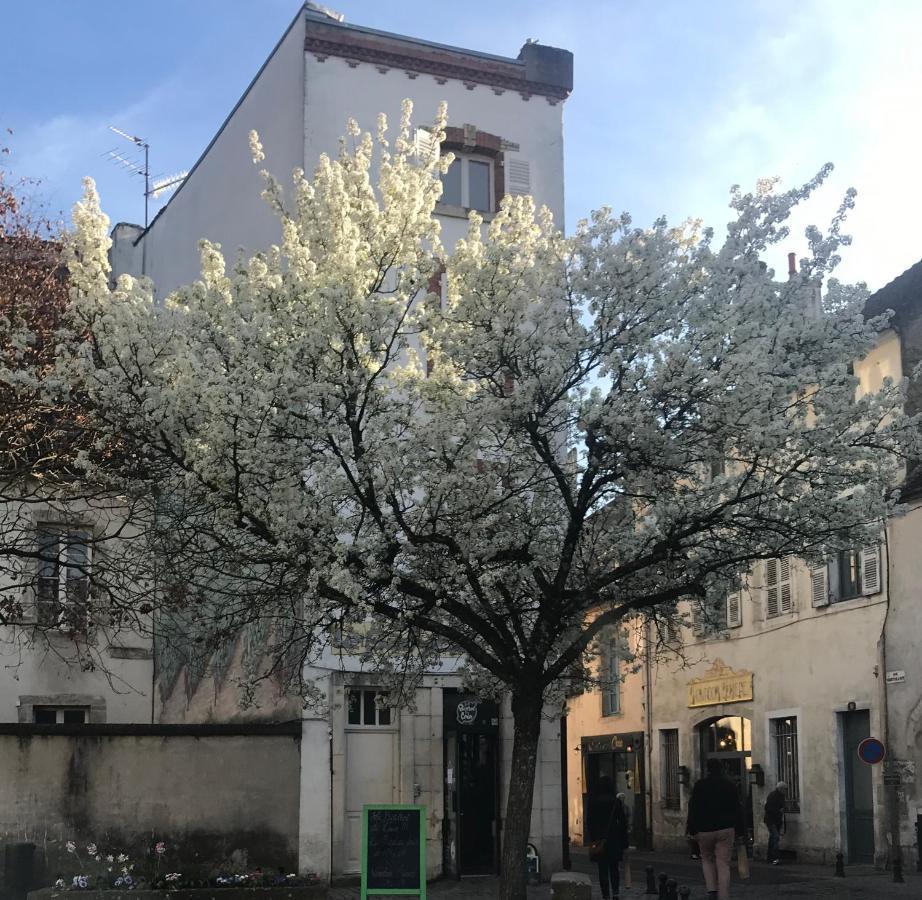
[686,759,746,900]
[764,781,787,864]
[588,776,629,900]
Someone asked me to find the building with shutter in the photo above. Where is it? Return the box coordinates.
[565,265,922,867]
[107,3,574,884]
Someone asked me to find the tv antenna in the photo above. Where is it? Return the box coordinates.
[104,126,186,228]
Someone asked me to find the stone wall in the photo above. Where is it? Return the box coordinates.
[0,723,301,893]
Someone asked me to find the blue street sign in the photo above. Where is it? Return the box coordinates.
[857,737,886,765]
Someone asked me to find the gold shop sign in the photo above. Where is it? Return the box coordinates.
[687,659,753,708]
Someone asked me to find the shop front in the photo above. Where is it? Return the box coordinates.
[580,731,648,849]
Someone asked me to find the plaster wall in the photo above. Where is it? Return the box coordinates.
[565,625,647,845]
[650,560,888,864]
[880,502,922,863]
[0,498,152,724]
[303,53,566,250]
[131,8,307,296]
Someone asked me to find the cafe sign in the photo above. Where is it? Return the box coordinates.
[687,659,753,708]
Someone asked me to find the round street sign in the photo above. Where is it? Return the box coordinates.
[857,737,886,765]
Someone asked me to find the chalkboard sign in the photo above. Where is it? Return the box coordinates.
[361,804,426,900]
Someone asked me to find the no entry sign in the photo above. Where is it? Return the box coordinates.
[857,737,886,765]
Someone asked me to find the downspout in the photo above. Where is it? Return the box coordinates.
[560,715,571,869]
[644,621,654,849]
[877,522,903,880]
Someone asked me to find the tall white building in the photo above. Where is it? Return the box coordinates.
[110,3,573,884]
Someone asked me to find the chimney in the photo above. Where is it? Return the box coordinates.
[787,252,797,279]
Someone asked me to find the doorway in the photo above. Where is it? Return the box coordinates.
[443,693,500,877]
[581,733,647,848]
[842,709,875,863]
[697,716,754,841]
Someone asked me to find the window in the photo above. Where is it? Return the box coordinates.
[837,549,862,600]
[693,595,727,636]
[814,546,881,606]
[765,556,793,617]
[661,729,680,810]
[601,636,621,716]
[36,525,91,628]
[346,689,391,726]
[771,716,801,812]
[439,156,494,212]
[33,706,89,725]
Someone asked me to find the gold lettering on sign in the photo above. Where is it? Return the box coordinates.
[687,659,753,708]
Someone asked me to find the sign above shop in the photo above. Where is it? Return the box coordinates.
[687,659,754,708]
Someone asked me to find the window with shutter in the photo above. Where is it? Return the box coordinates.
[810,562,830,607]
[727,591,742,628]
[779,555,794,613]
[765,556,794,618]
[765,558,780,618]
[413,127,437,164]
[506,157,531,196]
[860,545,881,595]
[601,635,621,716]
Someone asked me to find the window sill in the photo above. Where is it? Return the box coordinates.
[435,203,496,222]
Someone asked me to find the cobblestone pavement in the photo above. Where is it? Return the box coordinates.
[329,847,922,900]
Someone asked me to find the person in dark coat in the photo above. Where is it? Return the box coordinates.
[588,775,629,900]
[686,759,745,900]
[763,782,787,864]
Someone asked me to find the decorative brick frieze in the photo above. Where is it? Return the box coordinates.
[304,19,572,101]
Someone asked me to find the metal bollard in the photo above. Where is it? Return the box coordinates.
[645,865,657,894]
[678,887,691,900]
[658,872,668,899]
[666,879,678,900]
[834,852,845,877]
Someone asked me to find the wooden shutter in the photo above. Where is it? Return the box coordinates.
[779,555,794,613]
[765,558,780,618]
[810,562,830,607]
[414,127,438,164]
[727,591,742,628]
[506,157,531,196]
[861,545,881,595]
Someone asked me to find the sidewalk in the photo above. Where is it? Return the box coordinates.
[329,846,922,899]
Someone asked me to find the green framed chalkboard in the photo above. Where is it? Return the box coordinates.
[361,804,426,900]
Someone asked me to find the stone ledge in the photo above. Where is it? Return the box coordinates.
[549,871,591,900]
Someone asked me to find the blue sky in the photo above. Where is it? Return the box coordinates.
[3,0,920,289]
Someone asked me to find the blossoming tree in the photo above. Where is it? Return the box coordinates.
[10,103,918,900]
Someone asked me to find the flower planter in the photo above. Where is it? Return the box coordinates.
[28,888,327,900]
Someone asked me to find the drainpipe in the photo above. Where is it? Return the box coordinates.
[560,715,571,869]
[878,523,903,881]
[644,621,654,849]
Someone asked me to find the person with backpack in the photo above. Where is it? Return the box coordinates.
[588,776,629,900]
[686,759,746,900]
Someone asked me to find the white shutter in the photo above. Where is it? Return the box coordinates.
[765,558,780,618]
[413,127,438,164]
[727,591,742,628]
[779,555,794,613]
[506,157,531,196]
[692,607,704,636]
[861,545,881,595]
[810,562,830,607]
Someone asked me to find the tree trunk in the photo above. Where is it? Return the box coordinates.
[500,687,544,900]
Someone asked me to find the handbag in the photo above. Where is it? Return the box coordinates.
[588,800,618,862]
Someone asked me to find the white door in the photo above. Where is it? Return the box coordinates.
[344,729,397,872]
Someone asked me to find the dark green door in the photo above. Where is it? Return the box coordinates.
[843,710,875,863]
[457,732,498,874]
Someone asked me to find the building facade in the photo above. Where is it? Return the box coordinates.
[567,260,922,871]
[108,2,574,885]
